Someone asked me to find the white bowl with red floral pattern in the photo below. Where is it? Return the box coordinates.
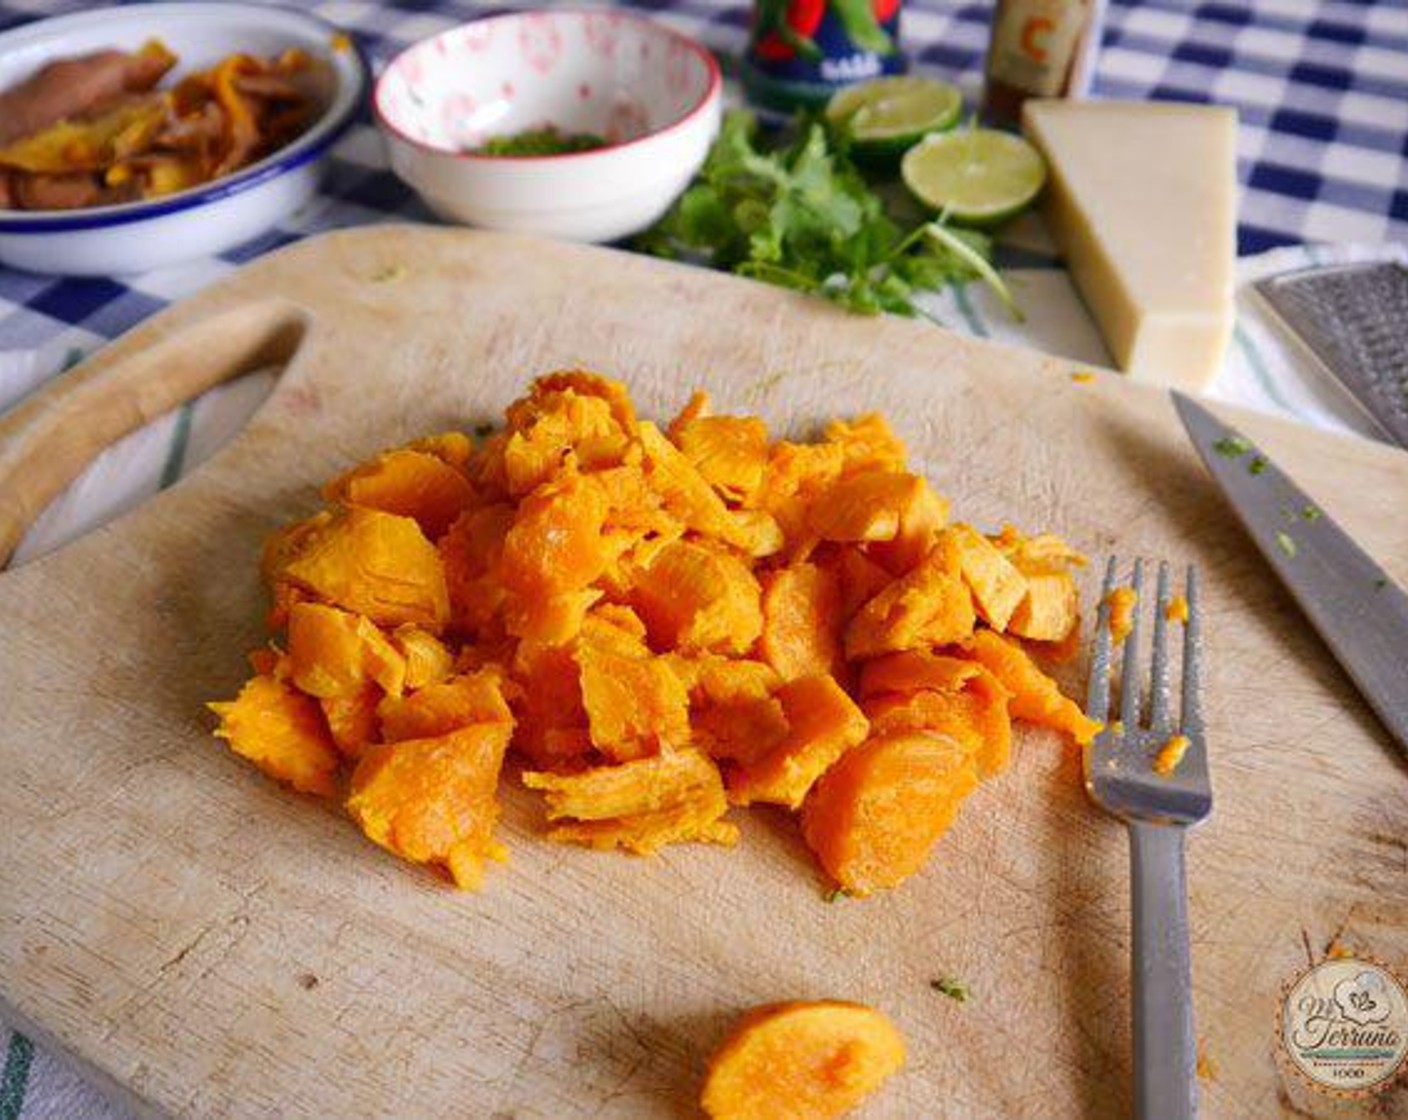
[373,10,722,244]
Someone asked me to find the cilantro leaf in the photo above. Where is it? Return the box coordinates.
[635,110,1014,321]
[930,977,970,1002]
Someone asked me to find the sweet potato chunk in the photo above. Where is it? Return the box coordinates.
[438,503,514,637]
[866,480,948,576]
[523,749,737,853]
[631,539,763,656]
[319,687,381,760]
[948,524,1028,631]
[857,649,982,698]
[1007,569,1079,642]
[995,526,1085,644]
[576,628,691,762]
[674,414,769,504]
[378,671,513,743]
[346,722,511,889]
[502,469,608,598]
[756,439,846,545]
[963,630,1101,745]
[863,679,1011,777]
[502,387,632,496]
[827,545,893,620]
[639,421,746,544]
[760,562,844,682]
[323,447,474,540]
[501,470,607,641]
[844,537,976,659]
[687,657,789,765]
[802,730,979,895]
[807,470,921,543]
[407,431,473,471]
[391,626,454,690]
[824,413,908,473]
[701,1001,906,1120]
[508,640,590,770]
[261,510,332,587]
[859,650,1012,776]
[524,369,638,434]
[287,601,406,699]
[210,673,340,796]
[992,526,1086,572]
[275,507,449,632]
[1104,586,1137,645]
[729,675,869,809]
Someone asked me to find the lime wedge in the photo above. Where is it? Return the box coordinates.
[825,76,963,162]
[900,128,1047,226]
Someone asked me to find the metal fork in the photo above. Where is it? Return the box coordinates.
[1086,559,1213,1120]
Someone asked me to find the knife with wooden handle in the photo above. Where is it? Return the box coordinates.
[1173,391,1408,761]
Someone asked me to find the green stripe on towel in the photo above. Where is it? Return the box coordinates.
[1233,324,1298,415]
[159,401,195,490]
[949,280,989,338]
[0,1032,34,1120]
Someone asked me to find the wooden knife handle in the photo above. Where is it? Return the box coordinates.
[0,300,308,568]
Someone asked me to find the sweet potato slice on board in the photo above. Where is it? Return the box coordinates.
[274,507,449,633]
[286,601,406,699]
[324,447,474,540]
[630,539,763,656]
[523,749,736,853]
[962,630,1101,746]
[210,673,340,797]
[701,1001,906,1120]
[728,675,869,809]
[347,722,511,889]
[844,536,976,659]
[759,562,845,682]
[802,730,979,895]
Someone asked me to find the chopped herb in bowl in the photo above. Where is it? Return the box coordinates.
[473,125,608,157]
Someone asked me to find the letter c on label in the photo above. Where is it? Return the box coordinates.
[1021,16,1053,61]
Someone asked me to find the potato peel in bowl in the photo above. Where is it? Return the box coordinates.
[0,38,330,210]
[209,371,1098,894]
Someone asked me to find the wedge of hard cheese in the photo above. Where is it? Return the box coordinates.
[1022,100,1237,390]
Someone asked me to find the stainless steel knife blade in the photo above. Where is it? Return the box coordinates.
[1172,391,1408,760]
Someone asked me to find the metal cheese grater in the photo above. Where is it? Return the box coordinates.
[1254,261,1408,449]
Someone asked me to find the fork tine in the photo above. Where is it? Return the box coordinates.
[1119,559,1146,729]
[1181,565,1203,731]
[1086,556,1118,722]
[1148,561,1173,729]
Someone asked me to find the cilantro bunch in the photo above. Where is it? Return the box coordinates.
[637,111,1017,320]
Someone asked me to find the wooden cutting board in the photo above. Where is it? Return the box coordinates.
[1,226,1405,1120]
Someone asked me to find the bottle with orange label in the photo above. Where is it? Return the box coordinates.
[980,0,1107,129]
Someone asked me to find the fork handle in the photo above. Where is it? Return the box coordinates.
[1129,820,1198,1120]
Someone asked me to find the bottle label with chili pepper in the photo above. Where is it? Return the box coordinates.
[744,0,905,112]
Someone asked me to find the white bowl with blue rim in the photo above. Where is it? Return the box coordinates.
[0,3,367,277]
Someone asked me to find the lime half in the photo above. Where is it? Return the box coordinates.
[825,76,963,161]
[900,128,1047,226]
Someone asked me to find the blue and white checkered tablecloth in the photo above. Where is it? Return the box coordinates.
[0,0,1405,360]
[0,0,1406,1115]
